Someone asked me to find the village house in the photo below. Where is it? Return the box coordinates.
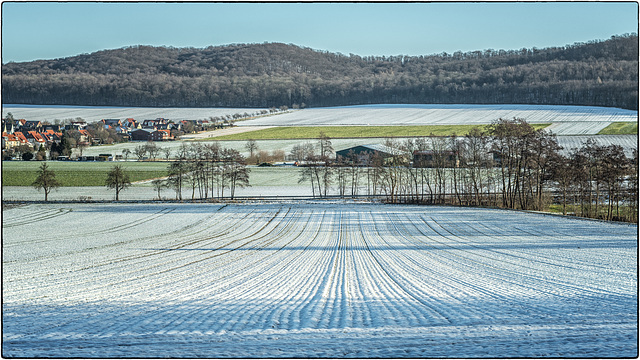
[2,133,21,149]
[42,124,64,132]
[77,129,92,145]
[150,129,174,141]
[13,131,29,145]
[101,119,122,129]
[121,118,139,130]
[22,120,43,133]
[65,120,88,131]
[41,129,64,145]
[142,118,169,130]
[26,131,47,147]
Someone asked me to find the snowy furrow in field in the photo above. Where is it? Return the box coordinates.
[2,205,263,302]
[358,211,468,325]
[420,214,621,301]
[368,210,538,321]
[2,202,637,358]
[3,204,224,274]
[460,214,637,291]
[118,207,289,302]
[380,209,630,318]
[1,207,72,227]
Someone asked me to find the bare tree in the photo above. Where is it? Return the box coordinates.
[290,142,314,164]
[163,147,172,161]
[122,148,131,161]
[134,144,147,161]
[245,139,258,162]
[145,141,160,161]
[222,148,250,199]
[549,152,573,215]
[152,179,167,200]
[317,132,334,197]
[32,162,60,201]
[105,165,131,201]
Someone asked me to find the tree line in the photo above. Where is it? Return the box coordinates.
[294,119,637,222]
[3,34,637,110]
[157,143,250,200]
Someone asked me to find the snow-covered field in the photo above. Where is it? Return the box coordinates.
[2,104,264,123]
[2,202,637,357]
[238,104,638,128]
[556,135,638,156]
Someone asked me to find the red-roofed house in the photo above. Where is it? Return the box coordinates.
[27,131,47,147]
[13,132,29,144]
[78,129,91,145]
[2,132,20,149]
[40,130,63,145]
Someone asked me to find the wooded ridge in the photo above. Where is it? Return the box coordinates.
[2,34,637,110]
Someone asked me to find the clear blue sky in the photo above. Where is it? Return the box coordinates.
[2,2,638,63]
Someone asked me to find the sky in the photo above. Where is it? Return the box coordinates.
[1,2,638,63]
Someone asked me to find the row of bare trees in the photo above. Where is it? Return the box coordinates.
[155,142,250,200]
[552,139,638,222]
[296,119,637,222]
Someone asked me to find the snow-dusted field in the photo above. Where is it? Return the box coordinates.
[238,104,638,129]
[2,202,637,358]
[557,135,638,156]
[2,104,264,123]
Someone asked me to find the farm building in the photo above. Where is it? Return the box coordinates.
[130,129,153,141]
[336,144,406,165]
[130,128,174,141]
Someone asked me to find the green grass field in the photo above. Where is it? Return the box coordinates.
[597,122,638,135]
[2,161,169,187]
[206,124,551,141]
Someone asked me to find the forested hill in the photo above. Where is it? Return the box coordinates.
[2,34,638,110]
